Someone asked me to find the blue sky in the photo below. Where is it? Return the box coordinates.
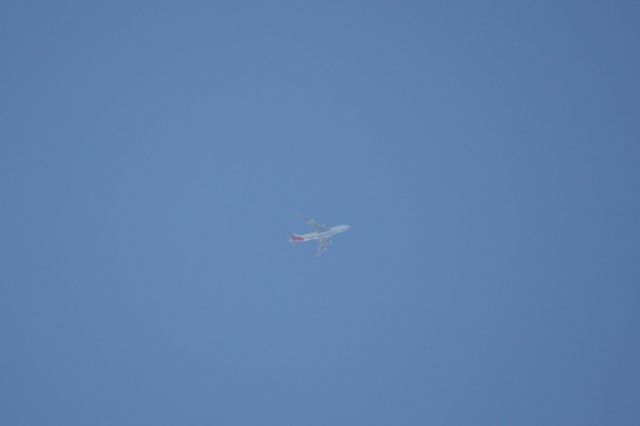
[2,1,639,425]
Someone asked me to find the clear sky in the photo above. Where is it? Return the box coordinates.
[2,1,639,425]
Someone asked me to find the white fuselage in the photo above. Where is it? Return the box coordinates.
[299,225,351,241]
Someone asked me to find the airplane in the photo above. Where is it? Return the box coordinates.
[289,214,351,256]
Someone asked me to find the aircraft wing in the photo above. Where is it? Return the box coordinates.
[316,238,333,256]
[297,213,328,232]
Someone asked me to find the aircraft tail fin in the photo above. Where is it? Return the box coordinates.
[289,233,305,244]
